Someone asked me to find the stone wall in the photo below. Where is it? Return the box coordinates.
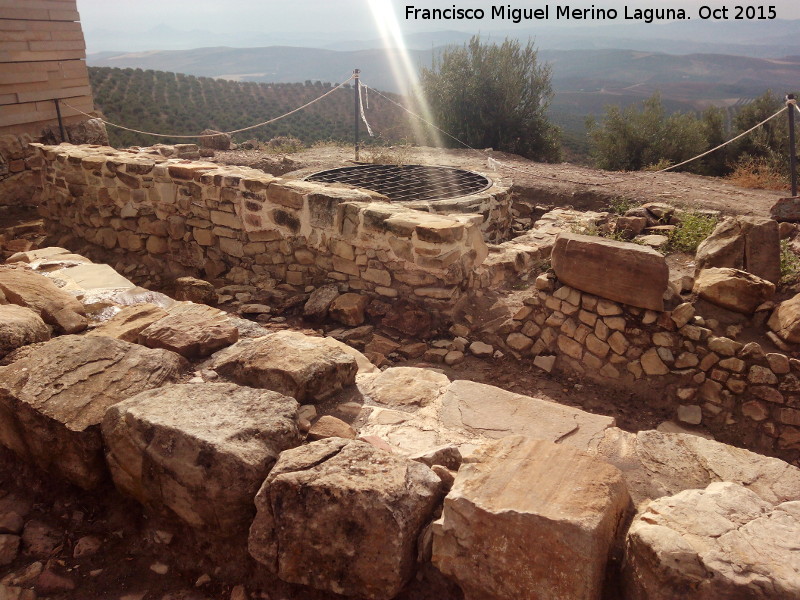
[0,133,42,207]
[32,143,495,311]
[506,275,800,467]
[0,0,95,137]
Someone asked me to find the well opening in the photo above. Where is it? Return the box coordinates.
[305,164,492,203]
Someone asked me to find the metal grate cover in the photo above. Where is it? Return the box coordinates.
[305,164,491,202]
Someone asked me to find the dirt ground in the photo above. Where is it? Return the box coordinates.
[213,144,786,217]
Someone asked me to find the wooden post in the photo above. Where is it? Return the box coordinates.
[354,69,360,162]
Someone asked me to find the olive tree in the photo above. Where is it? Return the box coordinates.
[418,36,561,162]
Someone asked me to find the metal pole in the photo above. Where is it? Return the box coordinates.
[354,69,360,162]
[788,94,798,197]
[53,98,67,143]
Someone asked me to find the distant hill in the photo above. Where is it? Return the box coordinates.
[88,45,800,103]
[88,67,412,148]
[88,45,800,159]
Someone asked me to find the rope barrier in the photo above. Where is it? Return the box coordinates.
[652,105,788,173]
[362,82,628,187]
[58,68,792,187]
[364,82,791,189]
[60,75,355,140]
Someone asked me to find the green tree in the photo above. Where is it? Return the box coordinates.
[419,36,561,162]
[587,94,706,172]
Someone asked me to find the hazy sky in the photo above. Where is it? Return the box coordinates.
[76,0,800,35]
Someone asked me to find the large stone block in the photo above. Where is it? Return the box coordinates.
[432,436,631,600]
[768,293,800,343]
[589,428,800,507]
[249,438,442,600]
[695,216,780,284]
[86,304,168,343]
[213,330,358,402]
[138,310,238,358]
[0,336,186,488]
[359,378,616,458]
[102,383,301,533]
[624,482,800,599]
[0,305,50,358]
[693,267,775,314]
[0,267,87,333]
[551,233,669,311]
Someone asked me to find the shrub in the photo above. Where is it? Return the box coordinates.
[781,239,800,285]
[727,155,790,191]
[667,212,719,253]
[266,136,304,153]
[419,36,561,161]
[608,196,639,215]
[362,144,414,166]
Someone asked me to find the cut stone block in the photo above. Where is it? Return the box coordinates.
[624,482,800,599]
[138,309,238,358]
[589,428,800,507]
[551,233,669,311]
[249,438,442,600]
[432,436,630,600]
[86,304,168,343]
[694,267,775,314]
[102,383,301,533]
[0,335,186,488]
[213,330,358,402]
[0,267,87,333]
[0,305,49,358]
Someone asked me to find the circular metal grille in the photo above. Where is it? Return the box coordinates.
[305,164,491,202]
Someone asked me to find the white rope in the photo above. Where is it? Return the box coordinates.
[358,83,374,137]
[654,105,788,173]
[365,83,793,187]
[61,75,354,140]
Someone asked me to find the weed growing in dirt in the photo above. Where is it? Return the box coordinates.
[667,212,719,253]
[781,239,800,285]
[608,196,640,215]
[265,136,305,153]
[362,144,414,166]
[728,156,790,191]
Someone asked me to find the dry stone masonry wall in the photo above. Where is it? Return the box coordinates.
[508,268,800,468]
[31,143,506,312]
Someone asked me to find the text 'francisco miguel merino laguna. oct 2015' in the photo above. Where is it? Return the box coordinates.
[404,4,779,24]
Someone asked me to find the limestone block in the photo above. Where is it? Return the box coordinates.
[0,267,87,333]
[768,293,800,343]
[589,428,800,507]
[86,304,168,343]
[139,310,238,358]
[213,331,358,402]
[438,380,614,450]
[303,284,339,320]
[249,439,442,600]
[0,305,49,358]
[695,216,780,284]
[551,233,669,311]
[433,436,630,600]
[102,383,300,533]
[624,482,800,599]
[694,268,775,314]
[0,336,186,488]
[358,367,449,408]
[329,292,369,326]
